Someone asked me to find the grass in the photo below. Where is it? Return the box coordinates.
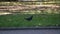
[0,1,60,27]
[0,14,60,27]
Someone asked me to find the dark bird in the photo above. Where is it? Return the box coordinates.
[25,15,33,21]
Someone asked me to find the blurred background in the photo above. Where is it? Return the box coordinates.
[0,0,60,27]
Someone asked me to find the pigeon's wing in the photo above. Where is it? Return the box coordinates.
[24,15,33,21]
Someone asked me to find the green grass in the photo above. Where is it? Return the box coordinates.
[0,14,60,27]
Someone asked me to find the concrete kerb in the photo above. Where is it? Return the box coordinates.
[0,26,60,30]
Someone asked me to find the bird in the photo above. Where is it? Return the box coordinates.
[25,15,33,21]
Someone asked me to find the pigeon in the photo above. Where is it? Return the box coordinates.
[25,15,33,21]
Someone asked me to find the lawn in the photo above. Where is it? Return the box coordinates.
[0,1,60,27]
[0,14,60,27]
